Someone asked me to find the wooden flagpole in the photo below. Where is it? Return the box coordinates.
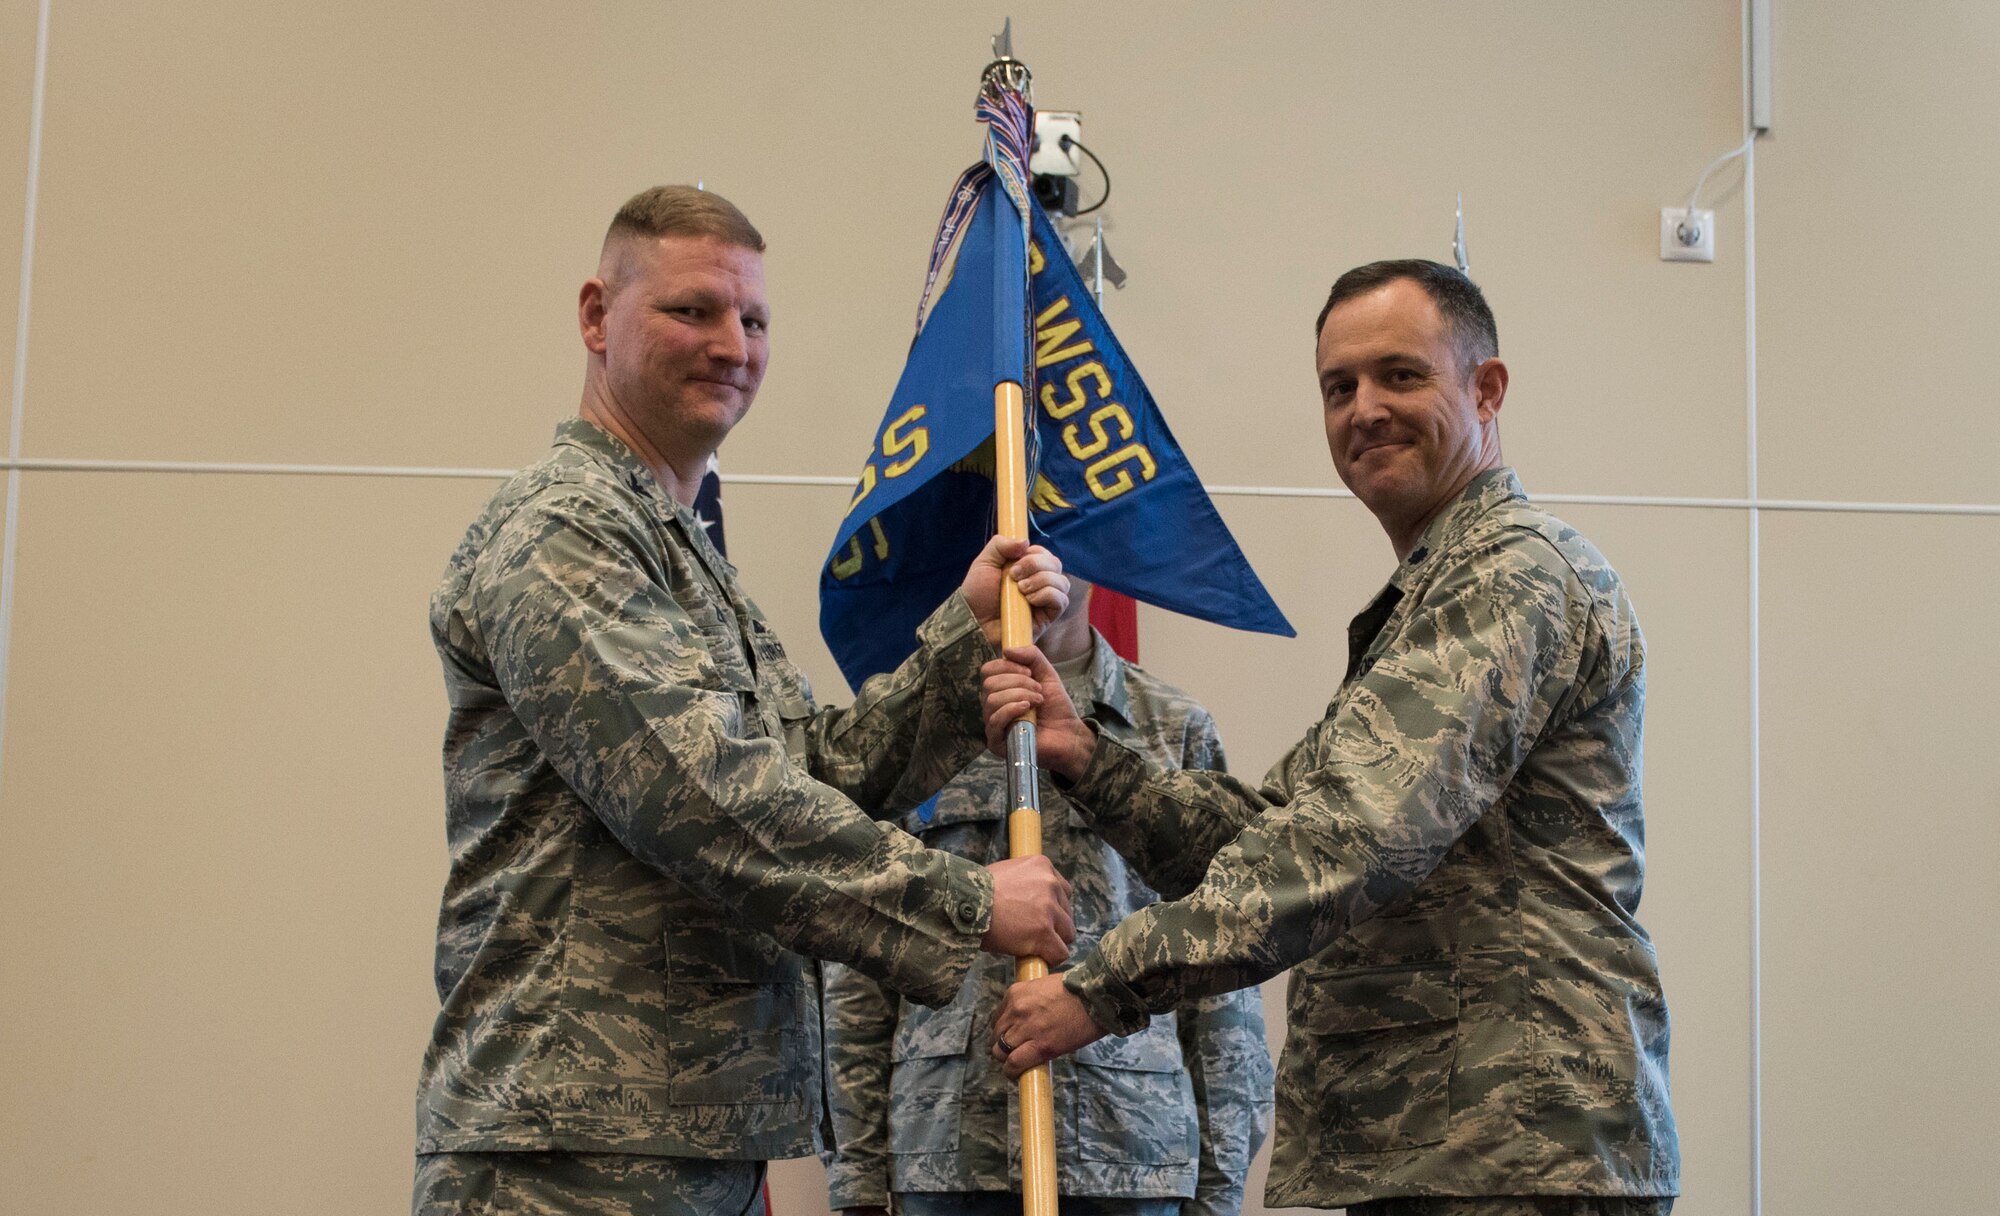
[995,376,1059,1216]
[982,25,1057,1210]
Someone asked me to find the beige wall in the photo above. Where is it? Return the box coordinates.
[1,2,1991,1213]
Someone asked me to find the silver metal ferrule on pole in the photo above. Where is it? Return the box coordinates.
[1007,719,1041,815]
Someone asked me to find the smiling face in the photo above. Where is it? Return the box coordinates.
[1315,277,1507,555]
[580,233,770,473]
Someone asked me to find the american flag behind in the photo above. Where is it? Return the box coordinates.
[692,454,725,556]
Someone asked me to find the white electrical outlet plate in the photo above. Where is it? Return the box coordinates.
[1660,207,1716,262]
[1031,111,1082,177]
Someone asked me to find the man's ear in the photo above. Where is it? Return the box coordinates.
[1472,357,1509,423]
[578,278,610,355]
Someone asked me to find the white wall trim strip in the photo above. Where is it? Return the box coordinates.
[0,457,523,479]
[0,458,1995,518]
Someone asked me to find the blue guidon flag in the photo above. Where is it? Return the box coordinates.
[819,82,1293,688]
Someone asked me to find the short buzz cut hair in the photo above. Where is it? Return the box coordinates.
[604,184,765,253]
[1315,259,1498,376]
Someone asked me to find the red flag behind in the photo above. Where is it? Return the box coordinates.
[1089,587,1139,664]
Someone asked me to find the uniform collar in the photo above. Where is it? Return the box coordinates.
[1063,628,1134,729]
[554,416,706,523]
[1390,466,1525,590]
[553,417,735,580]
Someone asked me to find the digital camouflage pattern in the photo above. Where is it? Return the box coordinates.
[413,1150,767,1216]
[1057,469,1679,1209]
[417,419,1000,1163]
[902,1195,1179,1216]
[822,631,1273,1215]
[1348,1197,1672,1216]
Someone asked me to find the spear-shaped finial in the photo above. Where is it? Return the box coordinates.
[983,17,1032,99]
[1453,191,1469,275]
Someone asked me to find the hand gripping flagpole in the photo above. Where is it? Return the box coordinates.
[983,24,1060,1216]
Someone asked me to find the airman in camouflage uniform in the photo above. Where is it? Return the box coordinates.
[986,262,1680,1215]
[414,186,1078,1215]
[821,588,1273,1216]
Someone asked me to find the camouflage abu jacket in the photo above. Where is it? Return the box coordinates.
[821,632,1273,1215]
[1057,468,1679,1209]
[417,418,997,1161]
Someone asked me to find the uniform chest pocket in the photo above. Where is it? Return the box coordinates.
[747,624,814,756]
[913,774,1009,863]
[663,928,809,1105]
[1292,962,1459,1154]
[888,1000,976,1155]
[1068,1015,1198,1164]
[688,610,757,695]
